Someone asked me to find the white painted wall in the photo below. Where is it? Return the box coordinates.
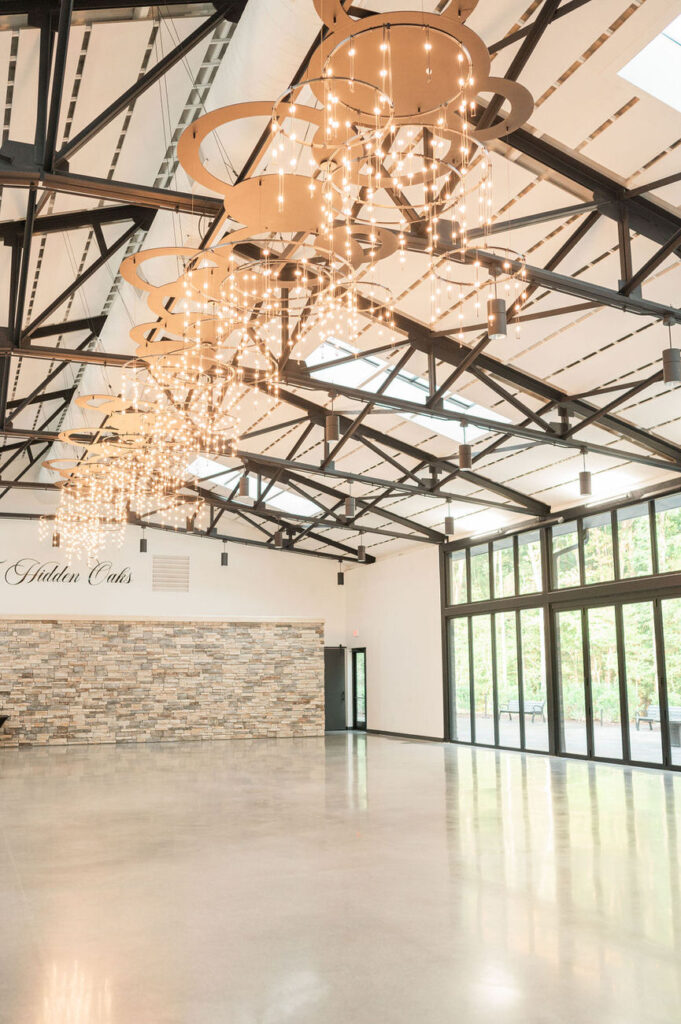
[0,520,347,644]
[345,545,444,739]
[0,519,444,737]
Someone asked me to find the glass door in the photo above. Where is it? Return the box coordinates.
[446,607,548,752]
[587,605,623,760]
[351,649,366,730]
[622,601,663,765]
[555,599,673,767]
[555,608,589,755]
[659,600,681,767]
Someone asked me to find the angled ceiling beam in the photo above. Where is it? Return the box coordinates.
[620,226,681,297]
[0,168,223,218]
[255,382,549,514]
[563,371,663,438]
[321,346,414,469]
[239,445,529,514]
[279,373,681,475]
[6,331,96,422]
[489,0,594,54]
[21,218,146,342]
[504,127,681,257]
[6,387,74,409]
[514,209,601,311]
[439,246,681,323]
[195,485,374,562]
[55,3,244,168]
[401,327,681,466]
[478,0,561,132]
[29,316,106,338]
[273,466,445,543]
[0,204,154,243]
[43,0,73,172]
[11,186,37,345]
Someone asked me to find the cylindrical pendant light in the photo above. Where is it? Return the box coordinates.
[52,531,60,549]
[579,470,592,496]
[344,494,356,518]
[139,527,147,554]
[662,338,681,387]
[458,443,472,470]
[221,541,228,567]
[445,503,455,537]
[274,528,284,549]
[487,296,507,340]
[186,516,194,533]
[337,559,345,586]
[325,412,340,442]
[357,532,366,563]
[238,473,250,498]
[579,450,591,496]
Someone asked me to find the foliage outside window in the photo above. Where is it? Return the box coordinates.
[470,545,490,602]
[518,530,542,594]
[583,513,614,585]
[617,503,652,578]
[552,522,580,589]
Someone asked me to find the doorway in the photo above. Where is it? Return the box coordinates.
[352,648,367,730]
[324,646,346,731]
[553,597,681,768]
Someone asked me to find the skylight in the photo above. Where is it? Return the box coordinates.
[619,15,681,113]
[187,456,319,518]
[306,339,508,444]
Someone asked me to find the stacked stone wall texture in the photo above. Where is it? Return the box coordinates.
[0,619,324,747]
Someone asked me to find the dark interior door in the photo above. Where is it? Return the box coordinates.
[324,647,346,731]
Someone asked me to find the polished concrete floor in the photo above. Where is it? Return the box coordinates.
[2,735,681,1023]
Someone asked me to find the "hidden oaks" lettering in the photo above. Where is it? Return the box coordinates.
[0,559,132,586]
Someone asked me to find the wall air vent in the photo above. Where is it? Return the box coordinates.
[152,555,190,593]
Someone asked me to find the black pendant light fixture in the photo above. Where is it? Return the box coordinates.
[344,483,355,519]
[579,449,592,497]
[458,424,472,470]
[662,318,681,388]
[337,559,345,586]
[221,540,229,567]
[139,527,147,553]
[325,395,340,442]
[487,273,507,341]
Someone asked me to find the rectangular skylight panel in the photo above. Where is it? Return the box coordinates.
[619,15,681,114]
[266,490,319,517]
[187,456,318,517]
[187,455,239,490]
[306,339,384,391]
[306,338,508,444]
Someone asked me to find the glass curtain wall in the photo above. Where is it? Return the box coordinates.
[443,490,681,771]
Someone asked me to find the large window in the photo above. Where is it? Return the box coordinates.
[442,490,681,771]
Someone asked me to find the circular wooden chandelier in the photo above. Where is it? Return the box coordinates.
[45,0,534,559]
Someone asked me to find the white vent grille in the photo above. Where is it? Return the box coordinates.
[152,555,190,593]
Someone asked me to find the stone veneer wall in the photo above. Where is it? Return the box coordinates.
[0,618,324,747]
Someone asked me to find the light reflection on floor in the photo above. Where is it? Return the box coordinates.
[1,735,680,1023]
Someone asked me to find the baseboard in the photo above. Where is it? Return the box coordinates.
[365,728,444,743]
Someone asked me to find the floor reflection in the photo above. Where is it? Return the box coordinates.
[40,963,112,1024]
[444,744,681,1020]
[0,736,679,1023]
